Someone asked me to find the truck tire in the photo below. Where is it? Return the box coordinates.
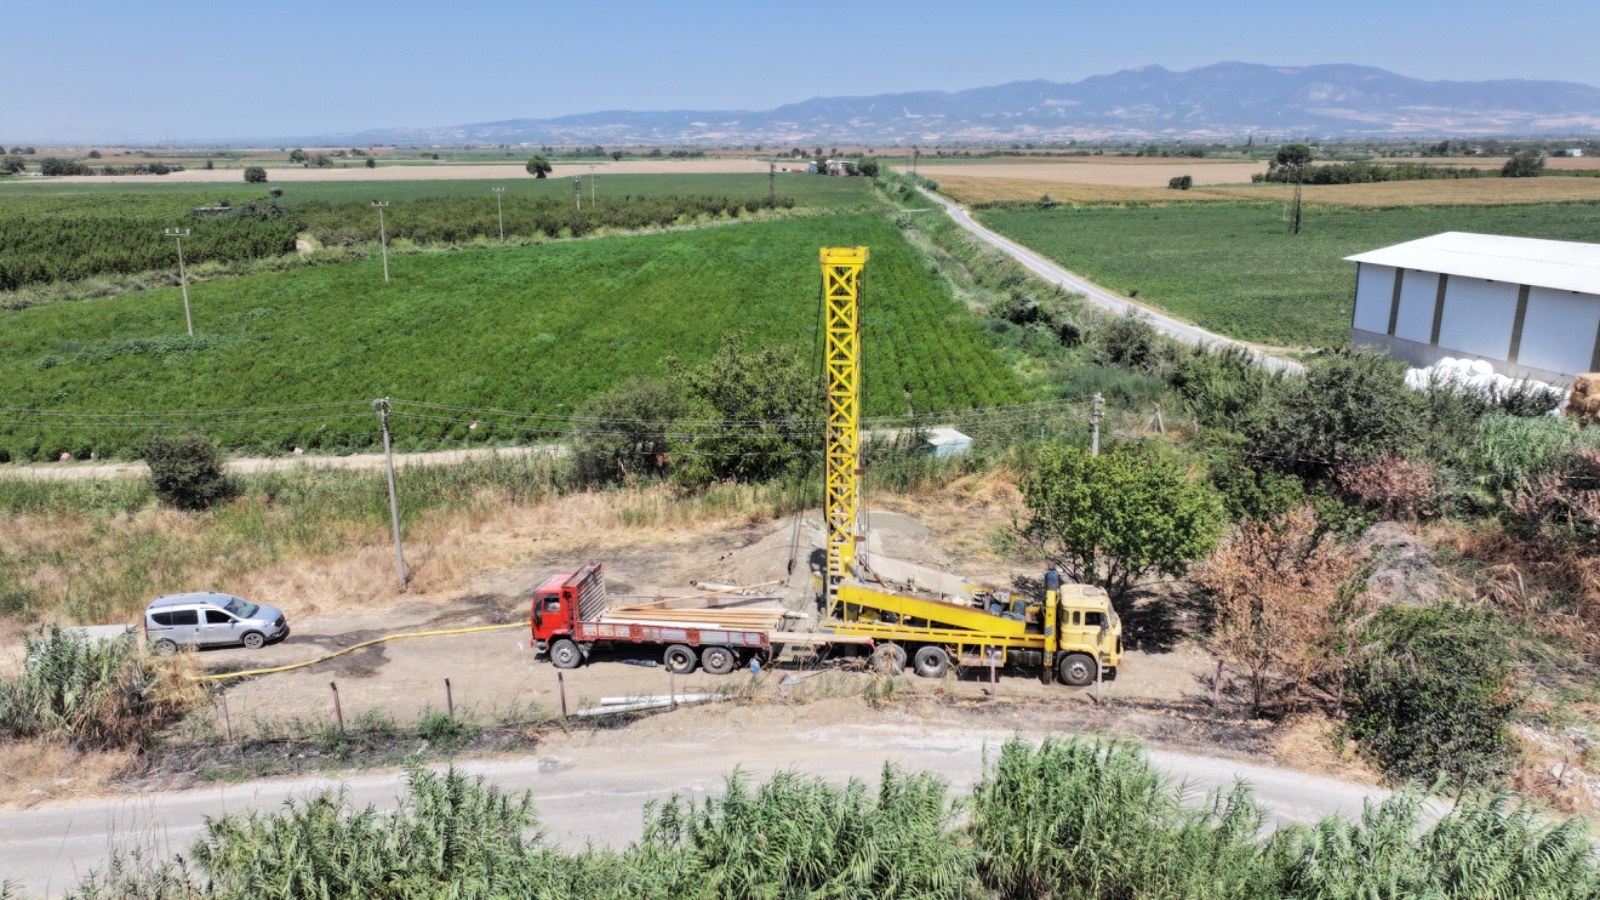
[550,638,583,670]
[700,646,736,675]
[913,646,950,678]
[870,643,906,675]
[663,644,697,674]
[1057,652,1097,687]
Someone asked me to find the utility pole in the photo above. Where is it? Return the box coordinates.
[1090,392,1104,456]
[768,162,776,208]
[373,398,408,591]
[589,164,596,205]
[911,145,919,177]
[371,201,390,282]
[490,187,505,242]
[573,176,581,210]
[163,228,193,336]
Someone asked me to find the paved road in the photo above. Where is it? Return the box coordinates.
[0,714,1397,897]
[918,188,1305,376]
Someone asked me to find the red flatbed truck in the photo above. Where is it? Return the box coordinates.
[529,563,779,675]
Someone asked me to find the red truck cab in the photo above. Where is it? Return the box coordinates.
[529,563,604,656]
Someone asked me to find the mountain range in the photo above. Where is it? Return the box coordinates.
[318,62,1600,147]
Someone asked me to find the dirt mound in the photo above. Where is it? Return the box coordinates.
[1359,522,1445,605]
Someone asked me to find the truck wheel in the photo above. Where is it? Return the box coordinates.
[550,638,583,670]
[1057,653,1097,687]
[242,632,266,651]
[700,646,736,675]
[663,644,697,674]
[870,643,906,675]
[913,646,950,678]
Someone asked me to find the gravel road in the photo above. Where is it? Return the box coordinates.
[0,705,1397,897]
[917,187,1305,376]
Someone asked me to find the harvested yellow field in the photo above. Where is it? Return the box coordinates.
[940,173,1600,208]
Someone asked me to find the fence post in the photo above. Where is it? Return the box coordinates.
[445,678,454,718]
[330,681,344,731]
[219,693,234,742]
[557,671,568,718]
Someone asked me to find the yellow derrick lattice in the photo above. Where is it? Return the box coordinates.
[820,246,868,612]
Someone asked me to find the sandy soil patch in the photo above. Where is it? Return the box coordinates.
[33,159,776,185]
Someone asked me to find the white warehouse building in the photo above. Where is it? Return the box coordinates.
[1346,232,1600,384]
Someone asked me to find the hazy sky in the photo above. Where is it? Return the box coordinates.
[5,0,1598,143]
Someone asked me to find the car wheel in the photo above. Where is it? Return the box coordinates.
[153,639,178,657]
[242,632,266,651]
[700,646,736,675]
[913,646,950,678]
[550,638,583,670]
[870,643,906,675]
[1057,652,1097,687]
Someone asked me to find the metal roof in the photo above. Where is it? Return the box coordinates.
[1344,232,1600,295]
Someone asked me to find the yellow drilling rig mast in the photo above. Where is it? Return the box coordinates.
[813,246,1124,685]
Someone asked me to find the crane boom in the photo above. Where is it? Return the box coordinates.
[820,246,868,613]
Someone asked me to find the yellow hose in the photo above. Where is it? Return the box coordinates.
[186,621,527,681]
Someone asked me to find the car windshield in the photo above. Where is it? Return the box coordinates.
[223,597,259,619]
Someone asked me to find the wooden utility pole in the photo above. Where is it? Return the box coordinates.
[573,177,582,210]
[373,398,408,591]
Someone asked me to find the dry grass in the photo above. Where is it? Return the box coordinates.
[919,160,1266,187]
[1270,712,1380,784]
[938,172,1600,208]
[0,742,134,807]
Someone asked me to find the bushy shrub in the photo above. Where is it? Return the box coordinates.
[1346,601,1521,786]
[1252,348,1421,474]
[242,166,267,183]
[1333,453,1436,520]
[1093,309,1161,372]
[0,627,196,750]
[143,432,234,510]
[571,378,686,485]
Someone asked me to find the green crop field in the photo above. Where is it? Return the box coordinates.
[0,173,872,209]
[0,175,874,291]
[0,213,1021,460]
[979,201,1600,348]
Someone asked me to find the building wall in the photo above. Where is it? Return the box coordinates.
[1436,277,1516,359]
[1349,262,1600,384]
[1519,287,1600,376]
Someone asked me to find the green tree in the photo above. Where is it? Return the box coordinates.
[142,432,234,511]
[1252,348,1421,474]
[365,157,376,169]
[0,155,24,174]
[243,166,267,183]
[1274,142,1313,234]
[571,378,687,485]
[1345,601,1521,786]
[669,333,819,485]
[288,148,307,164]
[856,156,880,177]
[1018,442,1225,604]
[1500,149,1545,177]
[526,154,552,178]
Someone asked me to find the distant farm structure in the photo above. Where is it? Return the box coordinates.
[1347,232,1600,383]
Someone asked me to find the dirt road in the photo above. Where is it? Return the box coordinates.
[0,701,1399,897]
[917,187,1305,373]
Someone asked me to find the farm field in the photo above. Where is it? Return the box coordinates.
[21,157,794,184]
[0,213,1022,461]
[978,200,1600,348]
[916,160,1266,188]
[0,175,874,291]
[935,172,1600,207]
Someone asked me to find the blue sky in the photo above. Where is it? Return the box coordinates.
[4,0,1597,143]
